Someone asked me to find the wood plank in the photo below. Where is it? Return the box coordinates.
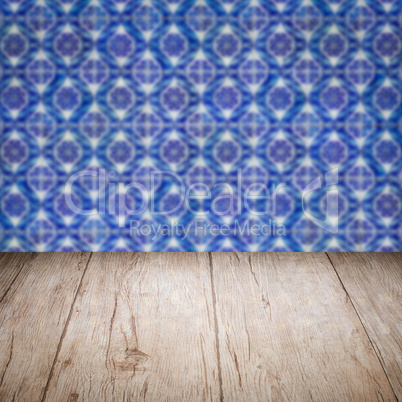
[328,252,402,399]
[210,252,396,401]
[43,252,220,401]
[0,252,91,401]
[0,253,37,302]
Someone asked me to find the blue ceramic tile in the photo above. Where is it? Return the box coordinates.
[0,0,401,251]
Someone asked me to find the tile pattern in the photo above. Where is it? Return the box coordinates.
[0,0,401,251]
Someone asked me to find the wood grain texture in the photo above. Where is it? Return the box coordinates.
[43,252,220,401]
[210,252,396,401]
[0,253,37,302]
[328,252,402,399]
[0,252,90,402]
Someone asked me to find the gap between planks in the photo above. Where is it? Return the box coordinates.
[0,253,38,305]
[41,252,397,401]
[210,252,396,401]
[325,252,398,401]
[208,253,224,402]
[0,252,92,401]
[0,252,396,401]
[41,252,93,402]
[41,253,220,400]
[39,252,224,401]
[326,252,401,400]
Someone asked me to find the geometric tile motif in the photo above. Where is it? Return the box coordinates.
[0,0,401,251]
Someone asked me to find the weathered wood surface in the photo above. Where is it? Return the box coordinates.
[0,252,400,401]
[43,253,220,401]
[328,252,402,399]
[0,252,90,401]
[0,253,37,302]
[210,252,396,401]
